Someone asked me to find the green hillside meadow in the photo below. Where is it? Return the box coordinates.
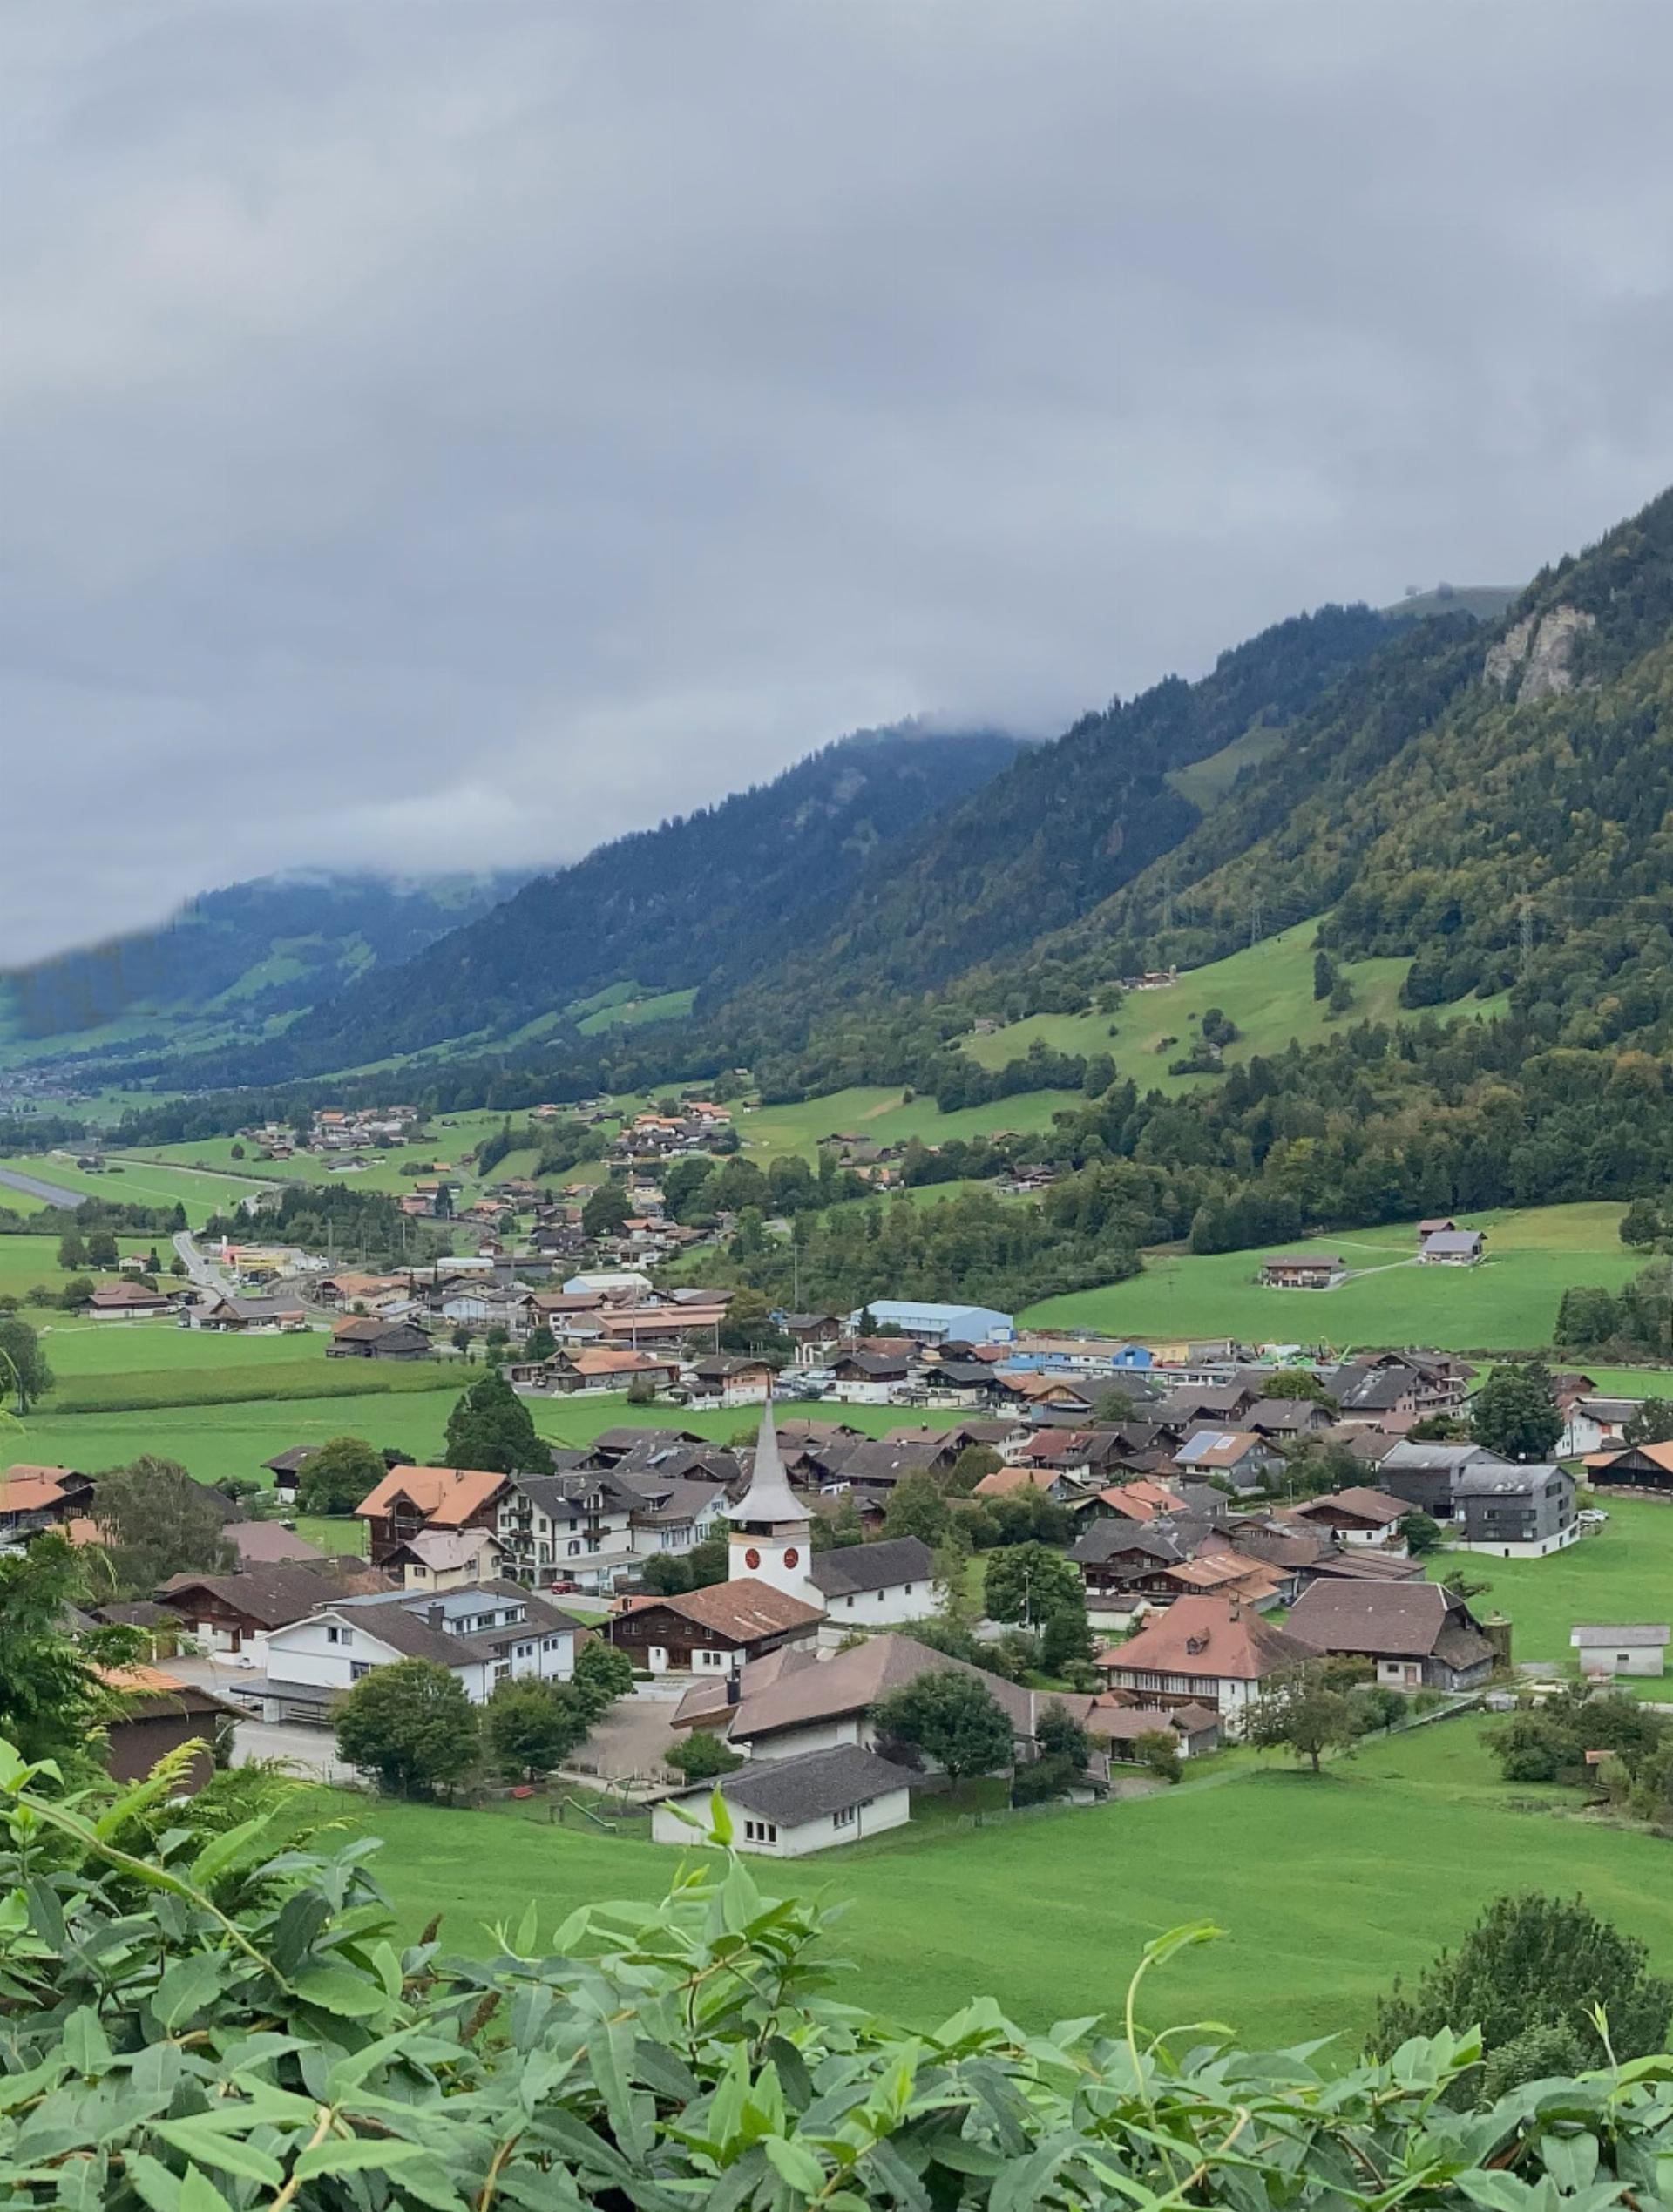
[1026,1201,1636,1352]
[326,1711,1673,2051]
[960,920,1506,1095]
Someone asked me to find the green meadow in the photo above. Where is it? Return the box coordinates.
[734,1085,1080,1163]
[958,921,1506,1097]
[6,1363,958,1489]
[0,1153,267,1226]
[1025,1202,1636,1355]
[0,1234,169,1303]
[1426,1494,1673,1678]
[324,1712,1673,2052]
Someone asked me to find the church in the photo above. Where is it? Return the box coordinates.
[728,1404,937,1627]
[608,1405,936,1675]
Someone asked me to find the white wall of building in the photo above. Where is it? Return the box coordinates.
[817,1579,934,1627]
[263,1609,575,1709]
[651,1782,911,1855]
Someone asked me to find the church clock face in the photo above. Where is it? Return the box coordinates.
[744,1546,762,1569]
[782,1546,800,1568]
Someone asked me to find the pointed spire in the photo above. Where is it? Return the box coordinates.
[726,1396,806,1524]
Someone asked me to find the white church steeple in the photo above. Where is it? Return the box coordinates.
[726,1399,816,1606]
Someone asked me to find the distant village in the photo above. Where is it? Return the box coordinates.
[8,1093,1670,1856]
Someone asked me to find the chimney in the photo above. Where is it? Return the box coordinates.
[427,1603,445,1632]
[726,1674,742,1706]
[1228,1595,1242,1621]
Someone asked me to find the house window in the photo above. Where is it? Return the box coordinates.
[832,1804,856,1829]
[845,1594,855,1609]
[493,1661,511,1681]
[515,1642,533,1660]
[568,1539,581,1556]
[743,1818,777,1843]
[349,1661,372,1681]
[542,1635,559,1652]
[904,1584,913,1595]
[326,1625,352,1647]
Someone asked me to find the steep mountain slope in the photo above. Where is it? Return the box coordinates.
[717,603,1401,1032]
[0,872,522,1056]
[1024,486,1673,1025]
[226,725,1026,1078]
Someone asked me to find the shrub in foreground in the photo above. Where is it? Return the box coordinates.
[4,1740,1673,2208]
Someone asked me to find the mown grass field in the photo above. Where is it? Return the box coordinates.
[1427,1495,1673,1677]
[323,1713,1673,2050]
[1025,1202,1636,1354]
[734,1085,1081,1162]
[958,921,1506,1096]
[7,1372,960,1488]
[0,1234,168,1302]
[0,1153,267,1226]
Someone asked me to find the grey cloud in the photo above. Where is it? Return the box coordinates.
[4,0,1673,958]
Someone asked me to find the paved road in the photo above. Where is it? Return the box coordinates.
[173,1228,220,1285]
[0,1165,81,1208]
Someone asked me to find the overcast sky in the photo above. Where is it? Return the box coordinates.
[5,3,1673,961]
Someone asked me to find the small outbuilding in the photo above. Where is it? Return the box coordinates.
[1570,1625,1670,1679]
[651,1743,916,1857]
[1418,1229,1485,1266]
[1259,1254,1346,1290]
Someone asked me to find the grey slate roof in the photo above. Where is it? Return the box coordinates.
[1572,1625,1670,1647]
[1453,1461,1570,1498]
[726,1403,806,1525]
[712,1744,917,1826]
[809,1535,933,1599]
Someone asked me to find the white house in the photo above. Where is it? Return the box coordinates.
[670,1631,1082,1767]
[1096,1596,1318,1735]
[1571,1624,1670,1679]
[498,1471,639,1591]
[651,1743,914,1857]
[261,1580,583,1722]
[807,1535,935,1626]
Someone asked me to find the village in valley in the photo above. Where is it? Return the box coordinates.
[6,1069,1673,1985]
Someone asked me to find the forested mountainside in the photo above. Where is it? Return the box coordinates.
[717,603,1399,1034]
[186,725,1026,1083]
[1003,485,1673,1028]
[92,484,1673,1309]
[0,871,520,1048]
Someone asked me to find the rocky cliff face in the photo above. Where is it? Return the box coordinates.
[1484,603,1596,700]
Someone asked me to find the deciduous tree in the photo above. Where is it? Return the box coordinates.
[295,1434,385,1517]
[87,1456,235,1594]
[335,1659,480,1796]
[1470,1362,1562,1463]
[872,1669,1013,1790]
[984,1540,1080,1627]
[484,1679,590,1783]
[1247,1666,1356,1775]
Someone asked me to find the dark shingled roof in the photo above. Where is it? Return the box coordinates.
[1286,1580,1494,1664]
[711,1744,918,1826]
[809,1535,933,1599]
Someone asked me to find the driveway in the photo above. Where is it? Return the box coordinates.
[570,1686,683,1786]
